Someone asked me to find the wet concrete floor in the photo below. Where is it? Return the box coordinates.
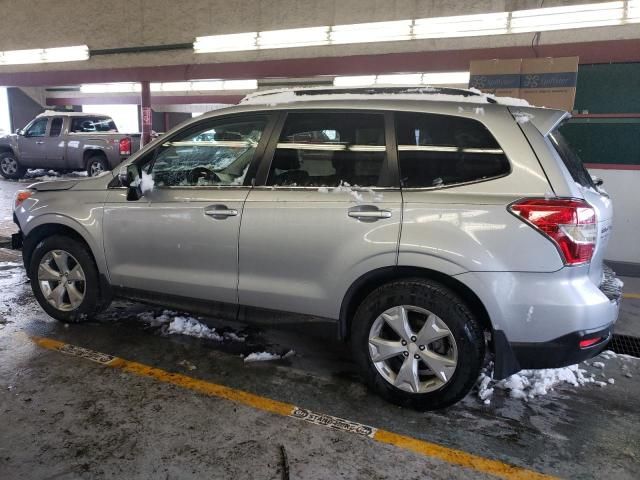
[0,257,639,479]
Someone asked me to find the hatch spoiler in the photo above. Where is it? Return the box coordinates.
[509,107,570,136]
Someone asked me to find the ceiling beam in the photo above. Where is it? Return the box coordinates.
[3,38,640,87]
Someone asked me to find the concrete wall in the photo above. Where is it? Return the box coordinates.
[588,168,640,264]
[0,1,638,75]
[7,88,44,131]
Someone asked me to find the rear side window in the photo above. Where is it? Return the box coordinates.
[49,117,63,136]
[267,112,387,187]
[71,116,117,133]
[549,130,595,189]
[395,112,510,188]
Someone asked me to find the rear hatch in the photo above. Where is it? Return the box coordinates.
[547,129,613,286]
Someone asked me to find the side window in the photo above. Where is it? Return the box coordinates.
[49,118,63,137]
[149,116,267,187]
[549,130,595,189]
[71,117,117,133]
[25,118,48,137]
[267,112,387,187]
[396,112,510,188]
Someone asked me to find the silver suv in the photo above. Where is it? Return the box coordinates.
[12,87,621,409]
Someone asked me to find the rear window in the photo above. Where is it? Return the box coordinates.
[70,116,118,133]
[395,112,510,188]
[549,130,595,189]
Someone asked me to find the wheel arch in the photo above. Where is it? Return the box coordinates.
[83,149,108,165]
[0,145,16,156]
[338,266,494,344]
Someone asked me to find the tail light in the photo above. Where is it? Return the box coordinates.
[14,190,33,209]
[119,137,132,156]
[509,198,597,266]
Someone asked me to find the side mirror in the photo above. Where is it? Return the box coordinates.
[126,164,143,201]
[591,176,604,187]
[15,128,23,135]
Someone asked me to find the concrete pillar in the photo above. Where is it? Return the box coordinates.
[163,112,170,133]
[140,81,152,146]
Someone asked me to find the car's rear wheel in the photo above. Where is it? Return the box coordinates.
[29,235,107,322]
[86,154,109,177]
[351,279,484,410]
[0,152,27,179]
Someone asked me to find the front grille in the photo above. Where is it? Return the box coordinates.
[610,334,640,358]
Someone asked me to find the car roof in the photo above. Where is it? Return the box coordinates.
[36,111,111,118]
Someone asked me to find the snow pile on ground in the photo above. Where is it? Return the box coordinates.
[137,310,246,342]
[478,364,598,404]
[166,316,223,341]
[244,350,295,363]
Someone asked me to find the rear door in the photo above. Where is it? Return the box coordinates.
[103,113,274,310]
[44,116,65,168]
[238,110,402,320]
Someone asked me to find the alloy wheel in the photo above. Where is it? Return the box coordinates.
[37,250,86,311]
[368,305,458,394]
[89,161,105,176]
[1,157,17,175]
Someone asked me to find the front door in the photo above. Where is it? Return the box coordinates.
[238,110,402,320]
[103,114,273,308]
[18,117,48,166]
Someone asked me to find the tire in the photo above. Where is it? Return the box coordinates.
[351,278,485,410]
[28,235,108,322]
[0,152,27,179]
[86,154,109,177]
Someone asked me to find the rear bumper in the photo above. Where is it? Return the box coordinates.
[455,267,621,378]
[494,324,613,376]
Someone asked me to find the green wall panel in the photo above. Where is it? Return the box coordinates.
[574,63,640,114]
[560,121,640,166]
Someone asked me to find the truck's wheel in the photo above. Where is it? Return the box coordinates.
[0,152,27,179]
[351,279,485,410]
[86,154,109,177]
[28,235,108,322]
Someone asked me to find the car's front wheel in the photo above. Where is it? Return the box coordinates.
[351,279,485,410]
[29,235,107,322]
[0,152,26,179]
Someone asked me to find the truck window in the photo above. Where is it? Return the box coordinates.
[49,118,63,137]
[71,117,118,133]
[24,118,48,137]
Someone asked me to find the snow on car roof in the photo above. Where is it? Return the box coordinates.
[241,85,531,108]
[37,111,111,117]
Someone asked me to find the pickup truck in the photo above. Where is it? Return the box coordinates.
[0,111,141,179]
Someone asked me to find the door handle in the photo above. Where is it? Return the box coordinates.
[348,206,392,221]
[204,204,238,219]
[35,141,44,145]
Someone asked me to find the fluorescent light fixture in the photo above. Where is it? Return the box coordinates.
[222,79,258,90]
[330,20,412,44]
[194,32,257,53]
[510,1,624,33]
[80,83,141,94]
[333,76,377,87]
[414,12,509,38]
[377,74,423,85]
[193,2,638,53]
[422,71,470,85]
[333,71,470,87]
[625,0,640,22]
[258,26,329,49]
[0,45,88,65]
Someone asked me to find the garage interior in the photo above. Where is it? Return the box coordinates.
[1,1,639,479]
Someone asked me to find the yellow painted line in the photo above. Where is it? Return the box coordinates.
[623,293,640,300]
[31,335,558,480]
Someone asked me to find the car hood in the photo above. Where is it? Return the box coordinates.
[29,172,113,191]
